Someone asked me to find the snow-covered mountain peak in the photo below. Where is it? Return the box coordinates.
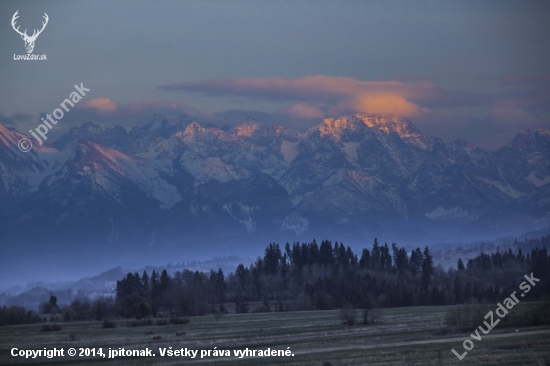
[449,138,479,151]
[317,115,366,139]
[231,120,261,138]
[129,115,175,140]
[48,122,104,148]
[357,115,419,136]
[179,121,224,140]
[0,124,24,148]
[75,139,138,174]
[317,114,420,140]
[80,121,104,134]
[2,116,549,246]
[147,114,169,131]
[229,118,287,141]
[68,138,181,209]
[511,129,550,149]
[0,123,58,153]
[181,121,203,136]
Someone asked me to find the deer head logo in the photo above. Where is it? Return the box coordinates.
[11,11,49,54]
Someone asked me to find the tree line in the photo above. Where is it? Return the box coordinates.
[114,238,550,319]
[2,237,548,325]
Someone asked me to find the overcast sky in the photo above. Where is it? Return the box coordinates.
[1,0,549,149]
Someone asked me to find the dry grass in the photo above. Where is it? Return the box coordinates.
[0,303,549,365]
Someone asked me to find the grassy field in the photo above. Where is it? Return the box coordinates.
[1,304,549,365]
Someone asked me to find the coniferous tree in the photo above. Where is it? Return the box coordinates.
[151,270,160,300]
[215,268,226,302]
[160,270,171,293]
[380,243,392,270]
[141,271,150,298]
[392,243,409,272]
[49,296,58,309]
[359,248,371,269]
[310,240,320,265]
[409,248,423,276]
[320,240,334,266]
[110,237,550,319]
[371,239,381,270]
[421,246,434,289]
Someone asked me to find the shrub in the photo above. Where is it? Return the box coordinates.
[250,305,270,313]
[0,306,41,326]
[499,301,550,328]
[63,309,74,322]
[137,302,151,319]
[41,324,61,332]
[443,302,550,332]
[219,304,229,314]
[340,305,357,326]
[212,308,223,321]
[169,317,190,325]
[102,320,117,328]
[155,319,169,326]
[127,319,153,327]
[286,297,313,312]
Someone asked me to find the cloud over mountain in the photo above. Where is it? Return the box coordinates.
[160,75,550,149]
[160,76,434,117]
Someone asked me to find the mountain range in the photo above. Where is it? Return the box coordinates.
[1,114,549,261]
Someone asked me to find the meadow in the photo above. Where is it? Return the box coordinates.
[1,304,549,365]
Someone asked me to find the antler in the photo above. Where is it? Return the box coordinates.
[30,13,48,39]
[11,10,28,38]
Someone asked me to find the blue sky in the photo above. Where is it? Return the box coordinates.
[1,0,549,149]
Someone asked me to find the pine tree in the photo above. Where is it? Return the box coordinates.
[264,243,282,275]
[371,239,381,270]
[160,270,171,292]
[337,243,348,267]
[215,268,226,302]
[409,247,423,276]
[310,240,320,265]
[141,271,150,298]
[320,240,334,266]
[380,243,392,270]
[421,246,434,289]
[150,270,160,301]
[49,295,58,309]
[359,248,371,269]
[235,264,248,288]
[235,289,249,314]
